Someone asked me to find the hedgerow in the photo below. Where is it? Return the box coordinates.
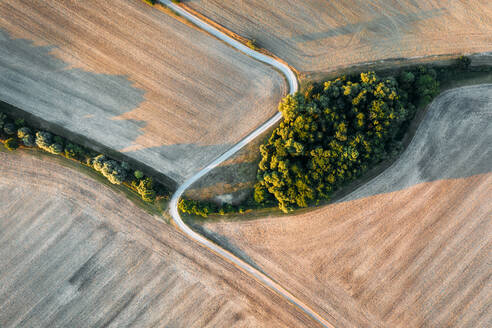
[0,111,169,204]
[179,58,485,217]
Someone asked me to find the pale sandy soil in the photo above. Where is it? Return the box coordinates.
[201,85,492,327]
[185,0,492,75]
[0,149,321,328]
[0,0,285,184]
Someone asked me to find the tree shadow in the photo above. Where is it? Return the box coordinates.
[0,29,269,186]
[291,7,445,56]
[292,8,443,42]
[339,84,492,203]
[185,217,264,274]
[0,29,147,150]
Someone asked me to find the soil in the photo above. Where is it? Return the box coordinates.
[0,0,286,184]
[185,0,492,76]
[0,149,322,328]
[201,84,492,327]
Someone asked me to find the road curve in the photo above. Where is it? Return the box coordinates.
[160,1,333,327]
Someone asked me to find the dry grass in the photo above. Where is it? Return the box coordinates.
[0,0,285,184]
[185,0,492,76]
[0,149,322,328]
[200,85,492,327]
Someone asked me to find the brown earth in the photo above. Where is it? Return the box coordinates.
[0,0,285,184]
[184,55,492,205]
[200,85,492,327]
[0,149,322,328]
[185,0,492,76]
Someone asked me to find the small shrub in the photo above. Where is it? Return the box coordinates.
[35,131,53,148]
[14,118,25,127]
[17,127,31,139]
[3,122,16,135]
[91,154,127,184]
[4,138,18,151]
[35,131,63,154]
[22,134,35,147]
[246,39,259,51]
[132,177,156,202]
[457,55,471,70]
[178,198,216,218]
[134,170,144,179]
[17,127,35,147]
[64,143,85,159]
[48,143,63,155]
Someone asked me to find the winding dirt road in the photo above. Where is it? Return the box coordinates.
[158,1,336,327]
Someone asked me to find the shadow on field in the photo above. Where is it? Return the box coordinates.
[339,84,492,203]
[127,142,233,184]
[185,218,264,273]
[292,8,444,42]
[0,29,146,150]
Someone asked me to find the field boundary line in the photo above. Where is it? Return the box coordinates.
[158,1,334,327]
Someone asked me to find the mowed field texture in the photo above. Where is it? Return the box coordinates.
[185,0,492,75]
[0,150,321,328]
[201,85,492,327]
[0,0,285,184]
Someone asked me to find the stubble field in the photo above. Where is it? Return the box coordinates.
[0,149,321,328]
[185,0,492,76]
[200,84,492,327]
[0,0,285,184]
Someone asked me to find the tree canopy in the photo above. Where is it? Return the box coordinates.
[254,70,434,212]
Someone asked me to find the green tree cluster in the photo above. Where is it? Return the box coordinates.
[90,154,128,185]
[0,110,170,203]
[64,142,87,160]
[4,138,18,151]
[178,198,215,218]
[132,177,156,203]
[35,131,63,154]
[177,198,245,218]
[255,71,426,212]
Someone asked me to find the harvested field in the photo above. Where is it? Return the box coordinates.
[185,0,492,75]
[0,0,285,184]
[0,149,321,328]
[185,63,492,205]
[200,85,492,327]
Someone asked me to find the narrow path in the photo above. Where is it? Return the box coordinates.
[159,1,333,327]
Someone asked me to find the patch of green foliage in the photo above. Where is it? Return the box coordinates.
[173,56,485,218]
[90,154,128,185]
[178,198,246,218]
[132,177,156,203]
[3,137,18,151]
[255,66,442,212]
[246,39,259,51]
[255,71,416,212]
[0,110,170,205]
[134,170,144,179]
[456,55,471,70]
